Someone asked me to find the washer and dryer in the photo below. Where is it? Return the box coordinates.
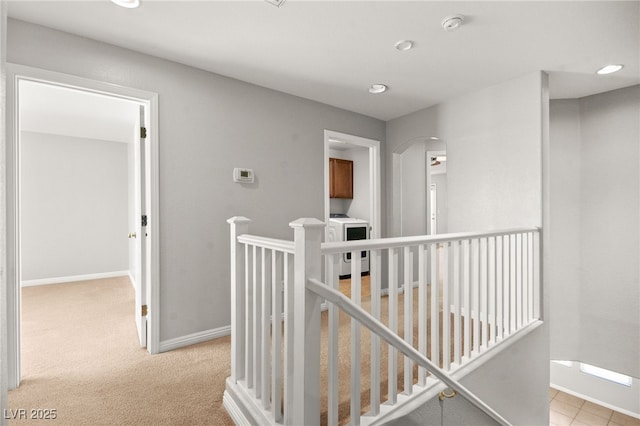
[328,214,370,279]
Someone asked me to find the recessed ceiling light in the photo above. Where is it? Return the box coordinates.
[596,64,623,75]
[441,15,464,31]
[110,0,140,8]
[394,40,414,51]
[429,136,440,141]
[369,84,388,94]
[264,0,286,7]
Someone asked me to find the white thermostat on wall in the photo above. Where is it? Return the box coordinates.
[233,168,254,183]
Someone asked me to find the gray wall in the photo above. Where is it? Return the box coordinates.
[7,19,385,341]
[20,132,129,282]
[549,86,640,379]
[385,72,548,425]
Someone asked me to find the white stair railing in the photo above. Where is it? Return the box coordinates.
[224,217,541,426]
[321,228,540,425]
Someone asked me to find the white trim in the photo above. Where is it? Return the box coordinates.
[5,63,161,388]
[550,383,640,420]
[223,378,273,426]
[21,271,129,287]
[159,325,231,353]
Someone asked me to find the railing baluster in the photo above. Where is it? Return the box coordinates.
[351,250,362,426]
[403,246,414,394]
[533,230,541,319]
[418,244,428,385]
[488,237,496,346]
[272,250,283,421]
[516,233,523,329]
[480,238,488,350]
[452,241,461,366]
[261,248,272,409]
[472,239,480,355]
[442,243,450,371]
[496,237,503,341]
[228,217,249,384]
[252,248,262,399]
[246,245,254,389]
[388,247,398,405]
[327,253,339,426]
[509,234,516,334]
[369,249,382,415]
[283,253,294,425]
[528,232,534,322]
[430,244,439,367]
[462,239,471,361]
[524,233,528,324]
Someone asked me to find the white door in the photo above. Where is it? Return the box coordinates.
[430,183,437,235]
[132,104,148,347]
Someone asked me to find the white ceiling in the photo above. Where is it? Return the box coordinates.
[8,0,640,121]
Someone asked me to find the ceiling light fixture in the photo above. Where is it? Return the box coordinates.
[441,15,464,31]
[264,0,286,7]
[369,84,388,94]
[596,64,623,75]
[110,0,140,8]
[394,40,414,51]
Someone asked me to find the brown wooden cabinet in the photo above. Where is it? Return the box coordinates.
[329,157,353,199]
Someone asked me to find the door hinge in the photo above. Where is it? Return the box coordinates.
[140,127,147,139]
[141,215,148,227]
[141,304,148,317]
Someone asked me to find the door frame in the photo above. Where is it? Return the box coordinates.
[5,63,161,389]
[323,130,381,240]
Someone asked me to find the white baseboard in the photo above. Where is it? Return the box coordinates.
[159,325,231,353]
[21,271,130,287]
[550,383,640,420]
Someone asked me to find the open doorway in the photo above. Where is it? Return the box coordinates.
[323,130,381,296]
[426,150,447,235]
[5,64,160,389]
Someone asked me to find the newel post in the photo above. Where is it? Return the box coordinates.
[289,218,325,426]
[227,216,251,383]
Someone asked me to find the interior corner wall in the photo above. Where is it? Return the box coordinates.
[385,72,548,425]
[579,86,639,378]
[549,86,640,380]
[548,99,582,361]
[6,19,385,341]
[20,131,129,281]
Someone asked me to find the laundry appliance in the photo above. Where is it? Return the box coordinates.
[328,214,370,279]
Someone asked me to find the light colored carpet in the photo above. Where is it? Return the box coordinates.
[9,277,234,425]
[9,275,452,425]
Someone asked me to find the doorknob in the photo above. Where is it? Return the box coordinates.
[128,232,137,239]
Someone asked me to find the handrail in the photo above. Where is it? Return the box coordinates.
[306,277,512,426]
[321,227,539,255]
[237,234,295,254]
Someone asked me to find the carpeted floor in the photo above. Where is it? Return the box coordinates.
[9,275,449,425]
[8,277,234,425]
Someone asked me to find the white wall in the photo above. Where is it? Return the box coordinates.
[385,72,548,425]
[7,19,385,341]
[549,86,640,379]
[400,142,426,237]
[20,131,129,282]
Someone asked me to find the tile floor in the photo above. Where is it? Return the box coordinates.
[549,388,640,426]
